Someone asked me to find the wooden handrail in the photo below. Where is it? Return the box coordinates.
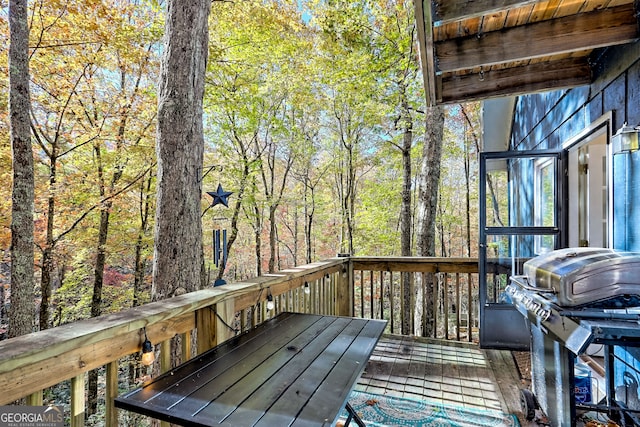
[352,256,479,273]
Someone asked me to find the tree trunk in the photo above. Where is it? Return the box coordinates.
[0,284,6,339]
[134,169,154,306]
[129,169,153,406]
[304,179,314,263]
[339,142,356,255]
[268,205,277,273]
[87,204,112,416]
[260,143,293,274]
[399,94,413,335]
[346,152,355,255]
[39,143,58,331]
[399,97,413,258]
[9,0,35,338]
[253,203,263,277]
[152,0,211,377]
[299,166,322,265]
[416,105,444,337]
[416,105,444,256]
[153,0,210,296]
[464,128,472,257]
[292,207,299,266]
[91,206,111,319]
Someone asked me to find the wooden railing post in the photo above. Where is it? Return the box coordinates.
[105,361,118,427]
[196,306,217,354]
[181,331,192,361]
[401,272,410,335]
[26,391,42,406]
[71,374,85,427]
[214,299,236,345]
[159,341,172,427]
[336,258,352,316]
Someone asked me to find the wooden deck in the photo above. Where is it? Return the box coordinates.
[355,335,531,426]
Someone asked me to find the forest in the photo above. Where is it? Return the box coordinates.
[0,0,481,337]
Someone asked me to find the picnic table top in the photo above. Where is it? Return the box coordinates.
[115,312,387,427]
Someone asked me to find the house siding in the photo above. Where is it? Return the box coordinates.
[512,87,589,152]
[510,41,640,252]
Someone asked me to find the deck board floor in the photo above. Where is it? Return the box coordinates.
[355,335,534,426]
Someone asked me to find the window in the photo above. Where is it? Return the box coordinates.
[534,158,555,254]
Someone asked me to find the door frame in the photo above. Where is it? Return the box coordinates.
[478,149,565,349]
[562,112,613,248]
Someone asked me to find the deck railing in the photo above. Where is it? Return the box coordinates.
[351,257,481,341]
[0,256,505,425]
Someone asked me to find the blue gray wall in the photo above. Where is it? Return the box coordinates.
[510,41,640,251]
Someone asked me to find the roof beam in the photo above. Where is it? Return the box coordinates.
[433,0,541,25]
[435,3,639,73]
[415,0,439,106]
[440,57,592,104]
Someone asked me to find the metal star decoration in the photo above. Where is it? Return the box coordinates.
[207,184,233,208]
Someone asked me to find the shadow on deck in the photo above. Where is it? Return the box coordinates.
[356,335,532,426]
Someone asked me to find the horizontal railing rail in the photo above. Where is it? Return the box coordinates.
[351,257,510,340]
[352,257,480,340]
[0,256,502,426]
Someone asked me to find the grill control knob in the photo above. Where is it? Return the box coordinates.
[535,307,551,321]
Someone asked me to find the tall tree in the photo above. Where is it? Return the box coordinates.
[293,156,326,264]
[133,168,155,307]
[259,132,295,273]
[416,106,445,256]
[206,0,314,275]
[367,0,423,333]
[8,0,34,338]
[152,0,210,302]
[416,104,445,336]
[26,0,159,331]
[315,0,382,255]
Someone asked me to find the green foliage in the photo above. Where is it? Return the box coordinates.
[1,0,481,327]
[53,251,94,324]
[54,255,137,325]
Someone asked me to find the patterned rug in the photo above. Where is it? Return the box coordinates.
[339,390,521,427]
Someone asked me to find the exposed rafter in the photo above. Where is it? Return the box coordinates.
[415,0,438,107]
[433,0,541,25]
[415,0,640,106]
[436,4,638,73]
[441,57,592,103]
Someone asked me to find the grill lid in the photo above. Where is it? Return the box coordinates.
[522,247,640,308]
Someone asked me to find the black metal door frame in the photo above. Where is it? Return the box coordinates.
[479,149,566,349]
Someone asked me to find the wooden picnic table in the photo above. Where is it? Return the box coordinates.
[115,312,387,426]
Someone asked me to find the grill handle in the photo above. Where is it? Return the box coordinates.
[558,309,640,320]
[510,275,557,294]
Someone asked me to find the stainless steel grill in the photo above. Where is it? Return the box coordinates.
[517,247,640,308]
[505,247,640,426]
[506,248,640,355]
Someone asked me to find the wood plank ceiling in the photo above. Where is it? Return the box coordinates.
[415,0,640,106]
